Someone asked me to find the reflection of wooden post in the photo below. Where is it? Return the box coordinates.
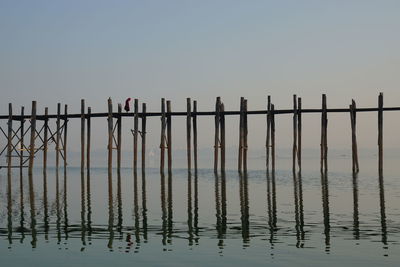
[292,95,297,172]
[266,96,271,170]
[297,97,302,172]
[43,107,48,172]
[55,103,61,170]
[87,107,91,174]
[117,104,122,171]
[193,100,198,172]
[107,98,113,176]
[214,97,221,172]
[63,105,68,169]
[81,100,85,173]
[243,99,248,172]
[7,103,12,173]
[167,101,172,173]
[133,99,139,171]
[142,103,147,171]
[378,93,383,174]
[160,98,166,173]
[28,101,37,175]
[220,103,226,172]
[186,98,191,171]
[20,106,25,170]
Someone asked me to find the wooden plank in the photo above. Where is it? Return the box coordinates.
[293,95,297,172]
[55,103,61,170]
[238,97,244,172]
[297,97,302,172]
[63,105,68,169]
[243,99,248,172]
[266,96,271,170]
[7,103,12,173]
[20,106,25,170]
[271,104,276,172]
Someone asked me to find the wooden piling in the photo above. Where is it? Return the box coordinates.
[28,101,37,175]
[271,104,276,172]
[243,99,248,172]
[107,98,113,176]
[293,95,297,172]
[350,100,359,173]
[193,100,198,172]
[378,93,383,174]
[133,99,139,171]
[87,107,91,174]
[43,107,48,172]
[186,98,191,171]
[20,106,25,170]
[117,104,122,170]
[321,94,328,173]
[81,99,85,173]
[238,97,244,172]
[167,101,172,173]
[297,97,302,172]
[220,103,226,172]
[160,98,166,173]
[7,103,12,172]
[55,103,61,170]
[214,97,221,172]
[266,96,271,170]
[63,105,68,169]
[142,103,147,171]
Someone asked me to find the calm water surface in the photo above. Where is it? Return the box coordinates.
[0,159,399,266]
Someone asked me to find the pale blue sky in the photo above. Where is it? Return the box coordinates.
[1,0,400,156]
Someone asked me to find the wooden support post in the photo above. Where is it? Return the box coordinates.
[378,93,383,174]
[220,103,226,172]
[20,106,25,170]
[214,97,221,172]
[107,98,113,176]
[297,97,302,172]
[43,107,48,172]
[243,99,248,172]
[117,104,122,171]
[142,103,147,171]
[167,101,172,174]
[271,104,276,172]
[266,96,271,170]
[160,98,166,173]
[193,100,198,172]
[186,98,192,172]
[87,107,91,174]
[238,97,244,172]
[28,101,37,175]
[55,103,61,170]
[350,100,359,173]
[7,103,12,173]
[81,99,85,173]
[133,99,139,171]
[321,94,328,173]
[293,95,298,172]
[63,105,68,169]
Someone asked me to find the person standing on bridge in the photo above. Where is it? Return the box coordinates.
[124,98,132,112]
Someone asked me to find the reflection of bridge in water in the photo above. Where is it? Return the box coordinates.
[0,168,390,255]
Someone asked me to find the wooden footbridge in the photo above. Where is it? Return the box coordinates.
[0,93,391,175]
